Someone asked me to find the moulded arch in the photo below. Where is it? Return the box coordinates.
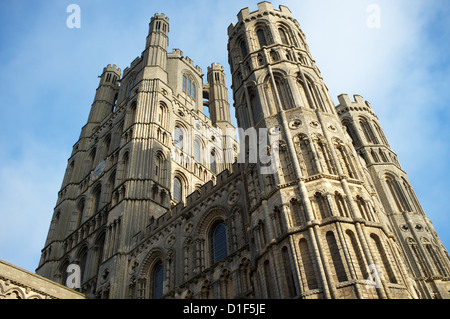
[377,169,400,181]
[194,206,228,239]
[139,248,165,279]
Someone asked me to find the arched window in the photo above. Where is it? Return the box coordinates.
[240,40,248,58]
[386,175,411,212]
[173,177,182,202]
[263,260,275,298]
[281,247,297,298]
[345,230,368,279]
[296,78,311,109]
[182,75,197,99]
[249,89,264,125]
[274,76,293,110]
[211,221,228,264]
[174,126,184,150]
[193,139,201,163]
[156,103,167,126]
[256,29,267,48]
[373,122,389,146]
[92,185,102,213]
[155,152,166,183]
[278,142,294,183]
[151,261,164,299]
[290,199,307,227]
[75,199,85,228]
[307,80,327,112]
[88,148,97,175]
[299,238,318,290]
[326,231,348,282]
[370,234,397,283]
[312,192,331,219]
[334,192,349,218]
[294,134,316,177]
[78,246,88,284]
[278,28,289,45]
[210,149,217,174]
[360,118,379,144]
[94,233,105,276]
[64,160,75,186]
[342,121,361,146]
[102,134,111,159]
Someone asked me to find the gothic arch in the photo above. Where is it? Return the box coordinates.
[195,207,230,267]
[312,133,336,175]
[125,100,137,129]
[253,21,271,49]
[194,206,228,239]
[293,132,316,177]
[173,121,189,151]
[172,170,189,203]
[383,172,412,212]
[59,258,71,286]
[105,170,116,202]
[156,101,169,127]
[276,21,295,46]
[73,197,86,229]
[246,84,264,125]
[139,248,165,279]
[76,243,89,283]
[311,191,332,219]
[182,71,198,99]
[91,182,103,215]
[290,198,307,227]
[154,150,168,185]
[298,237,318,291]
[326,231,348,283]
[358,116,379,145]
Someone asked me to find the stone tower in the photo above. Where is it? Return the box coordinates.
[336,94,450,298]
[227,1,449,298]
[36,12,238,298]
[36,2,450,299]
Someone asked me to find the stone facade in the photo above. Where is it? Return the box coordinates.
[36,2,450,299]
[0,259,85,299]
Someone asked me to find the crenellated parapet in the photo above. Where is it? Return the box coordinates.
[228,1,296,37]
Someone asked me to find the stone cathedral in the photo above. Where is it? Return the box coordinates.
[36,2,450,299]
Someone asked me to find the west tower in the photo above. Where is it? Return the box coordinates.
[37,2,450,299]
[336,94,450,298]
[227,1,449,299]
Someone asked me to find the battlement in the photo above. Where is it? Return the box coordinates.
[336,94,378,119]
[171,162,240,218]
[337,94,372,109]
[150,13,169,23]
[169,48,184,58]
[228,1,293,36]
[168,48,202,74]
[103,64,121,74]
[208,63,225,73]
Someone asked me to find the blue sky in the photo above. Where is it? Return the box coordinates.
[0,0,449,273]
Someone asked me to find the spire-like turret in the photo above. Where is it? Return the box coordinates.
[207,63,232,127]
[87,64,121,124]
[143,13,169,81]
